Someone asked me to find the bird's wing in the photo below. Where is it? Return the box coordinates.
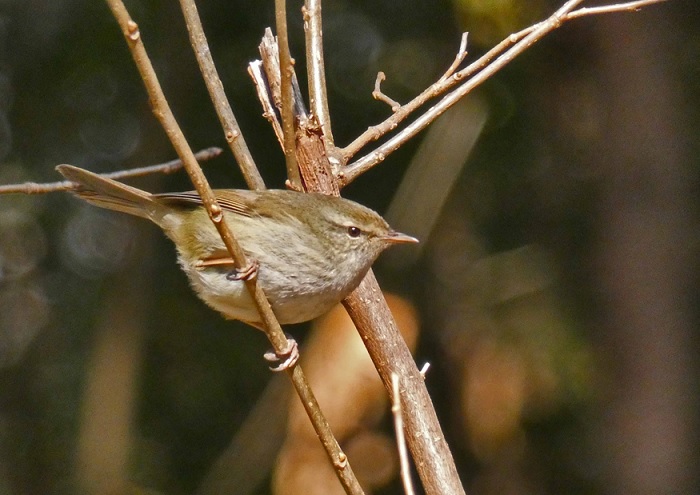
[154,189,257,217]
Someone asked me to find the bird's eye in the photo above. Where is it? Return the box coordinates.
[347,226,362,238]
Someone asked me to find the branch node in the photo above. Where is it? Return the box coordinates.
[334,452,348,469]
[209,204,223,222]
[126,19,140,41]
[284,179,304,192]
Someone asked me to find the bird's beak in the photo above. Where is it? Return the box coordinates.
[382,231,419,244]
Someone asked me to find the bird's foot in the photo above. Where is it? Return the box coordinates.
[264,337,299,372]
[226,259,259,281]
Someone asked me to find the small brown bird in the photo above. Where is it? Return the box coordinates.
[57,164,417,328]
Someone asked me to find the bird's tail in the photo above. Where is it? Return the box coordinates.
[56,164,160,221]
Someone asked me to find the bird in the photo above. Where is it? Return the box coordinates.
[57,164,418,330]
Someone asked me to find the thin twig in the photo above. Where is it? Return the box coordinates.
[567,0,668,18]
[100,8,340,465]
[453,0,668,82]
[391,374,416,495]
[453,26,533,85]
[372,72,401,112]
[438,32,469,83]
[303,0,334,146]
[178,0,265,191]
[336,30,510,162]
[338,0,667,177]
[0,147,222,195]
[275,0,302,189]
[339,0,668,185]
[342,273,466,495]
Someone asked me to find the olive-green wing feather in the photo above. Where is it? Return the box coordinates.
[154,190,257,217]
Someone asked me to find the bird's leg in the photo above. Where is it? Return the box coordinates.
[264,337,299,372]
[226,259,259,281]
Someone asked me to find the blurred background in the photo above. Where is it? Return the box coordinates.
[0,0,698,494]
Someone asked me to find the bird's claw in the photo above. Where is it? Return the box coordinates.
[264,337,299,372]
[226,259,259,281]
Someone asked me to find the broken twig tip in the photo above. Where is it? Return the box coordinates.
[419,362,431,378]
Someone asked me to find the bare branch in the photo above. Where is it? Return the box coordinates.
[303,0,334,145]
[0,147,222,195]
[339,0,668,185]
[453,0,669,82]
[178,0,265,191]
[258,29,284,111]
[275,0,302,189]
[391,374,416,495]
